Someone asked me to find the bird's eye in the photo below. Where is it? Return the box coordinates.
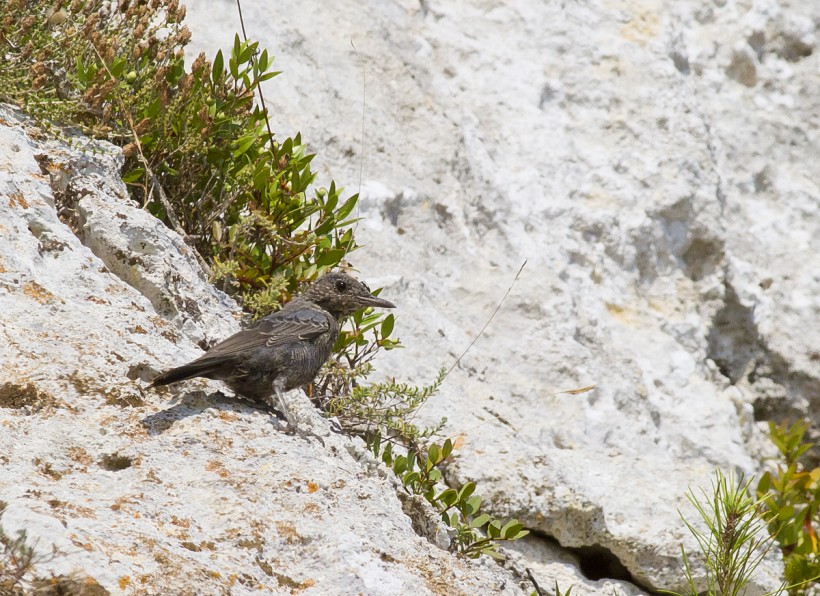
[335,280,347,292]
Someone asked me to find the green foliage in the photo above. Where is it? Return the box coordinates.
[368,435,529,559]
[315,309,529,559]
[0,0,359,319]
[664,470,776,596]
[323,300,402,379]
[321,365,444,444]
[757,420,820,593]
[317,301,431,436]
[336,307,402,365]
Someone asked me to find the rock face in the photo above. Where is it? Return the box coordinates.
[0,0,816,593]
[187,0,816,593]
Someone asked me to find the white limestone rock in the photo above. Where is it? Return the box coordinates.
[181,0,817,592]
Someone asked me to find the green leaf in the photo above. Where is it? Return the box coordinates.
[232,34,242,59]
[500,520,524,539]
[381,442,392,464]
[458,482,476,503]
[470,514,490,529]
[462,495,482,516]
[335,194,358,220]
[233,133,258,158]
[441,438,453,459]
[315,249,345,268]
[239,42,255,64]
[466,495,482,513]
[436,489,458,508]
[487,520,502,538]
[402,471,420,486]
[258,70,281,82]
[443,511,459,527]
[146,98,162,118]
[369,433,381,456]
[323,190,339,213]
[756,471,773,495]
[380,314,395,338]
[110,57,126,78]
[212,50,224,80]
[427,444,440,466]
[121,168,145,184]
[257,49,269,70]
[482,548,505,560]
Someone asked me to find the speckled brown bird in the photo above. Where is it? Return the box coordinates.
[150,271,395,441]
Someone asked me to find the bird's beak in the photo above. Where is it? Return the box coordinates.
[358,294,396,309]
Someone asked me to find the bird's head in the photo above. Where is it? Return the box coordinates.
[302,271,395,318]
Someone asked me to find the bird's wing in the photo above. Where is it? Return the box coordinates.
[195,308,330,362]
[256,308,331,347]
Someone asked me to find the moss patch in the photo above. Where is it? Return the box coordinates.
[99,453,133,472]
[0,382,53,410]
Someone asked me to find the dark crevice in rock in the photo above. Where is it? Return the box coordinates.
[669,49,690,75]
[707,283,757,383]
[682,237,724,282]
[634,206,725,284]
[698,108,727,213]
[382,192,403,226]
[707,279,819,466]
[523,529,661,594]
[573,544,633,583]
[751,350,820,468]
[35,150,115,240]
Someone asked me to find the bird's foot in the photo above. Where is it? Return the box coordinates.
[328,418,345,435]
[284,424,326,447]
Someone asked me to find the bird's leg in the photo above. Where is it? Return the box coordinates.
[269,378,295,427]
[268,379,325,446]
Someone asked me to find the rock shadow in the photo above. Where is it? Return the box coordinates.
[140,390,284,435]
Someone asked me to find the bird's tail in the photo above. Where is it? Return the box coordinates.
[149,359,222,388]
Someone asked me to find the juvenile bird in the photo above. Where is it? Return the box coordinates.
[149,271,395,440]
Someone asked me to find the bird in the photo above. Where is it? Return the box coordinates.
[149,270,395,441]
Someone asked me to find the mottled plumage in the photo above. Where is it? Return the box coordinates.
[150,271,395,440]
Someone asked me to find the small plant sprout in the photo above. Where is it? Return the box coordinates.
[664,469,781,596]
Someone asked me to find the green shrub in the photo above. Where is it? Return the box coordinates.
[315,316,529,557]
[0,0,358,316]
[315,319,529,558]
[757,420,820,593]
[370,435,529,559]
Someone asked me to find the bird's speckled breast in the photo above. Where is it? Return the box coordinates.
[281,312,339,390]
